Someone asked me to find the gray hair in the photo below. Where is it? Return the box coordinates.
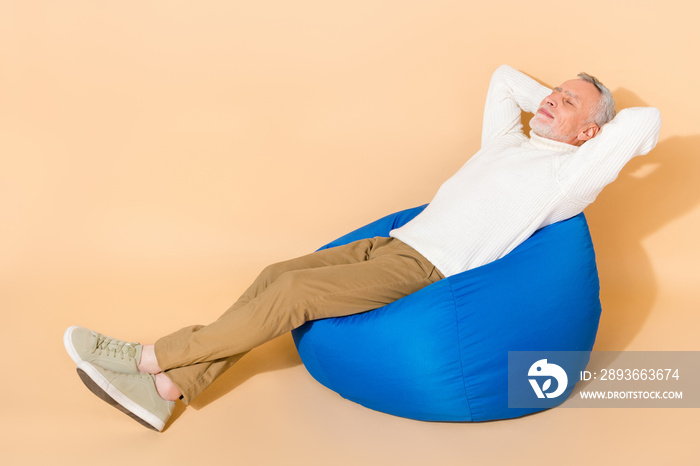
[577,72,616,127]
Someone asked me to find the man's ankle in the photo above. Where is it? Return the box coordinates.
[137,344,163,374]
[154,373,182,401]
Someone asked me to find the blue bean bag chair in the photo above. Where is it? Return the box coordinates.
[291,205,602,421]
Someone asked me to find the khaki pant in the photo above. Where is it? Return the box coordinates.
[154,236,444,403]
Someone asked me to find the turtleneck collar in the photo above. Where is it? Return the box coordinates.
[528,130,579,153]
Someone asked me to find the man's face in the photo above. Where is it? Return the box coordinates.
[530,79,602,146]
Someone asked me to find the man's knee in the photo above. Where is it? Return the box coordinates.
[270,269,303,294]
[257,261,288,285]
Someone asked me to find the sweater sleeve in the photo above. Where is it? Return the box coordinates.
[480,65,551,148]
[560,107,662,203]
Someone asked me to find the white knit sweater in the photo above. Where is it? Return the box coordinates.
[390,65,662,277]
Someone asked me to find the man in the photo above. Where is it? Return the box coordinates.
[64,65,661,431]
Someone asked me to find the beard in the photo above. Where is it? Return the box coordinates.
[530,114,565,142]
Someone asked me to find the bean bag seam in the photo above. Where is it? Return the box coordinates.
[447,276,474,421]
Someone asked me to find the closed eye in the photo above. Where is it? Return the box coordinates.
[554,86,579,106]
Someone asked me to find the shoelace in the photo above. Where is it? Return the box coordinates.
[93,335,137,360]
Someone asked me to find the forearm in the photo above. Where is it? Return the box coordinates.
[481,65,551,146]
[563,107,662,202]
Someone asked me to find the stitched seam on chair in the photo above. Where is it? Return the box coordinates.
[449,278,474,421]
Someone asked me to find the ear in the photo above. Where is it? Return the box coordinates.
[576,124,600,144]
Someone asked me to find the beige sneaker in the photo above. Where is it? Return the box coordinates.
[76,360,175,431]
[64,326,141,374]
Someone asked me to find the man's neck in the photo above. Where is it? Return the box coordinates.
[528,131,579,152]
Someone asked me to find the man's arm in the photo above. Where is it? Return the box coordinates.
[560,107,662,203]
[480,65,551,148]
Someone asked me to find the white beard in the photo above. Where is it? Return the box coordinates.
[530,115,564,142]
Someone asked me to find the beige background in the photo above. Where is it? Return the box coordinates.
[1,0,698,464]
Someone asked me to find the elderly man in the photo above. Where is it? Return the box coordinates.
[64,65,661,431]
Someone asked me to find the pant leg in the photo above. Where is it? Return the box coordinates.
[225,236,394,315]
[155,237,443,403]
[156,237,386,403]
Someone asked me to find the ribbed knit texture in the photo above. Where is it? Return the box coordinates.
[390,65,661,277]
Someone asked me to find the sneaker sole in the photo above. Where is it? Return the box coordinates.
[76,361,165,432]
[63,326,85,365]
